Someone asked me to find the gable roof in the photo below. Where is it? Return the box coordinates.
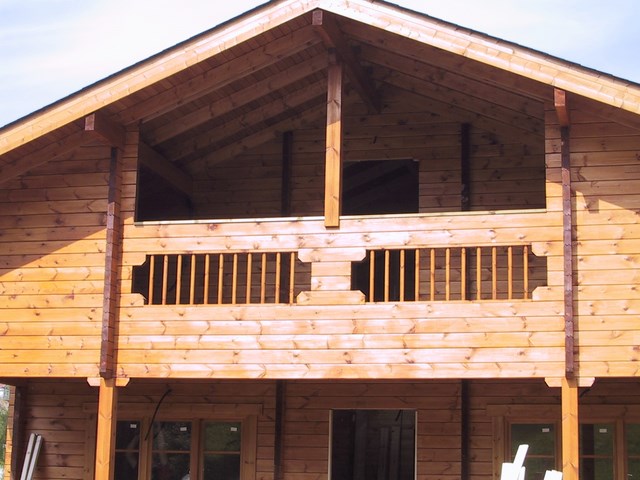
[1,0,639,181]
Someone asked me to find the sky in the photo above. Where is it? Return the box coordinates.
[0,0,639,128]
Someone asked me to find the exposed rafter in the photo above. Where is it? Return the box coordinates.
[146,53,328,146]
[190,102,326,173]
[117,26,322,125]
[0,129,87,185]
[84,111,126,151]
[554,89,571,127]
[312,10,381,113]
[166,78,327,163]
[138,141,193,197]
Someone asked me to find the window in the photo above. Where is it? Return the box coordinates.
[331,409,416,480]
[627,423,640,480]
[113,414,256,480]
[115,421,141,480]
[152,421,192,480]
[580,423,614,480]
[510,423,557,480]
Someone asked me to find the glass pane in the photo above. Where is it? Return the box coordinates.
[153,422,191,451]
[580,423,614,456]
[524,457,557,480]
[203,453,241,480]
[628,458,640,480]
[152,452,191,480]
[511,424,555,456]
[580,457,613,480]
[116,421,141,449]
[204,422,241,452]
[115,452,139,480]
[628,424,640,456]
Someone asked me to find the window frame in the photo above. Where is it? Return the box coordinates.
[488,404,640,480]
[87,403,260,480]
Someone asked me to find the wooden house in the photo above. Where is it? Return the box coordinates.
[2,0,640,479]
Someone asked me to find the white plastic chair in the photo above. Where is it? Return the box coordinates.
[500,444,528,480]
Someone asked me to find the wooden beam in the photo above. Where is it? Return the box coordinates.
[561,125,574,377]
[8,385,25,480]
[312,10,380,113]
[138,141,192,197]
[188,102,326,172]
[274,380,286,480]
[94,378,118,480]
[165,77,326,163]
[0,129,86,185]
[554,89,571,127]
[146,54,328,145]
[84,111,125,150]
[324,55,344,228]
[100,147,123,379]
[561,377,579,480]
[281,131,293,216]
[118,26,321,124]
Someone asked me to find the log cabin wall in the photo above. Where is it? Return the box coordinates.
[8,378,640,480]
[562,106,640,378]
[0,145,112,378]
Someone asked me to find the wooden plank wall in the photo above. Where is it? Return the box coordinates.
[10,378,640,480]
[562,106,640,378]
[0,132,140,377]
[0,146,112,377]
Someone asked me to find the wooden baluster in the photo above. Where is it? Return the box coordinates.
[461,247,466,301]
[275,252,282,303]
[217,253,224,305]
[231,253,238,305]
[204,254,210,305]
[175,254,183,305]
[369,250,375,302]
[384,250,390,302]
[523,245,529,300]
[161,254,169,305]
[445,248,451,301]
[246,253,252,304]
[189,254,196,305]
[399,249,406,301]
[147,255,155,305]
[289,252,296,304]
[260,253,267,304]
[491,247,497,300]
[414,249,420,301]
[507,246,513,300]
[430,248,436,301]
[476,247,482,300]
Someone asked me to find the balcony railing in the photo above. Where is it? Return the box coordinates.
[126,210,556,306]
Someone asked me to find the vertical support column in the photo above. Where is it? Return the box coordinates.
[561,377,579,480]
[324,52,343,228]
[274,380,286,480]
[94,378,118,480]
[281,131,293,217]
[101,146,124,378]
[8,385,25,480]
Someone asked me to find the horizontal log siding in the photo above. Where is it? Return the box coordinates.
[560,109,640,378]
[12,378,640,480]
[0,145,110,377]
[0,133,139,377]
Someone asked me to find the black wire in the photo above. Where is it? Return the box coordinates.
[145,388,172,440]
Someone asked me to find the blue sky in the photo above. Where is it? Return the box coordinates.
[0,0,639,127]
